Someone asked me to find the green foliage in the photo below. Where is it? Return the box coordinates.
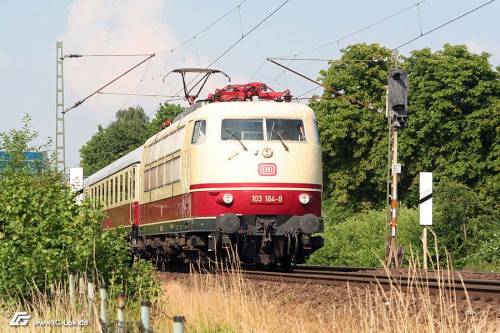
[80,106,151,177]
[80,103,183,177]
[147,102,183,136]
[312,43,391,208]
[311,180,499,271]
[429,180,499,269]
[309,207,419,267]
[0,117,159,300]
[313,43,500,210]
[401,44,500,205]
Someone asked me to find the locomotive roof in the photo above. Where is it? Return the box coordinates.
[83,145,143,187]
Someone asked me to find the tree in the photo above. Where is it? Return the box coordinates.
[312,43,392,208]
[80,106,150,177]
[313,43,500,209]
[147,102,183,136]
[80,103,183,177]
[401,44,500,206]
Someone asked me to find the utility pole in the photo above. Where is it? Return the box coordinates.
[56,41,66,176]
[385,50,408,268]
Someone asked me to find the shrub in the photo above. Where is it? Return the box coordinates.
[309,207,419,267]
[0,115,159,301]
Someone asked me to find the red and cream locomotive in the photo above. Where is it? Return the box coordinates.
[84,74,323,268]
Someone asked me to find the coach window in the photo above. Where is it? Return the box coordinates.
[115,176,118,203]
[266,119,306,141]
[124,172,129,201]
[158,163,165,187]
[191,120,206,144]
[104,181,107,206]
[144,169,150,192]
[132,168,136,197]
[151,166,158,189]
[222,119,263,140]
[110,179,114,205]
[119,174,123,202]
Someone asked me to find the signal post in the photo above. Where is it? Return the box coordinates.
[385,51,408,268]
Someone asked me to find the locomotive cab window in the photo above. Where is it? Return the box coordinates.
[191,120,206,144]
[266,119,306,141]
[221,119,263,140]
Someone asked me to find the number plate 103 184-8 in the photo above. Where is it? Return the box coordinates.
[250,194,284,205]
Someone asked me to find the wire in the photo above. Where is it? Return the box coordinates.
[293,0,428,57]
[393,0,496,50]
[162,0,291,108]
[61,53,151,59]
[157,0,248,54]
[295,85,322,98]
[250,59,267,80]
[64,54,155,113]
[238,4,245,38]
[255,0,427,83]
[416,3,424,36]
[268,57,389,62]
[118,56,154,110]
[267,58,382,113]
[98,92,183,98]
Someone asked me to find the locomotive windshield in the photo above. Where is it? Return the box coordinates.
[266,119,305,141]
[221,119,306,141]
[222,119,264,140]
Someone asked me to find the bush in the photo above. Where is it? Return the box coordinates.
[309,207,419,267]
[311,179,499,271]
[0,115,159,301]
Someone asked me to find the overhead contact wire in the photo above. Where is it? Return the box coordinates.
[393,0,496,50]
[164,0,291,105]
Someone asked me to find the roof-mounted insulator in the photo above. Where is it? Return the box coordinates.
[207,82,292,103]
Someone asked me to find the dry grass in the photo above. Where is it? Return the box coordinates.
[0,266,498,333]
[153,268,498,333]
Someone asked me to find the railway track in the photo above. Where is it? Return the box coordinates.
[242,266,500,300]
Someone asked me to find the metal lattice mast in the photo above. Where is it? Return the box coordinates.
[56,41,66,174]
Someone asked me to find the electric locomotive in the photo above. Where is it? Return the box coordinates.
[84,77,323,268]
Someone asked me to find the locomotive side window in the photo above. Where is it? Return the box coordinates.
[222,119,263,140]
[191,120,206,144]
[313,120,320,144]
[266,119,306,141]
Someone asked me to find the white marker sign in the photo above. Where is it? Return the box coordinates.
[69,167,83,204]
[419,172,432,226]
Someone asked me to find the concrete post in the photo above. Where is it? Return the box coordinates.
[117,292,126,333]
[140,300,151,332]
[173,315,185,333]
[99,285,108,331]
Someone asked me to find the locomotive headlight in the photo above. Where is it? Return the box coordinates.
[222,193,234,204]
[298,193,310,205]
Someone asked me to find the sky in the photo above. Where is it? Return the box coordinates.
[0,0,498,169]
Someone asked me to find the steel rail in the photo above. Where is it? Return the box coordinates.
[242,268,500,300]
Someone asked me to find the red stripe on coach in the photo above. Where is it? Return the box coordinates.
[190,182,322,190]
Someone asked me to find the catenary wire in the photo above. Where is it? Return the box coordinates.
[157,0,248,55]
[157,0,291,113]
[293,0,428,57]
[256,0,427,82]
[392,0,496,50]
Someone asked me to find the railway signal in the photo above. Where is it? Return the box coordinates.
[388,68,408,129]
[385,52,408,268]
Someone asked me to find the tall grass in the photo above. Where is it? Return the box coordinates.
[1,263,497,333]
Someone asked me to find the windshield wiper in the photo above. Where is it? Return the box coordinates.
[225,128,248,151]
[275,131,289,151]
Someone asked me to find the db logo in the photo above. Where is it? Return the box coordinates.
[258,163,277,176]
